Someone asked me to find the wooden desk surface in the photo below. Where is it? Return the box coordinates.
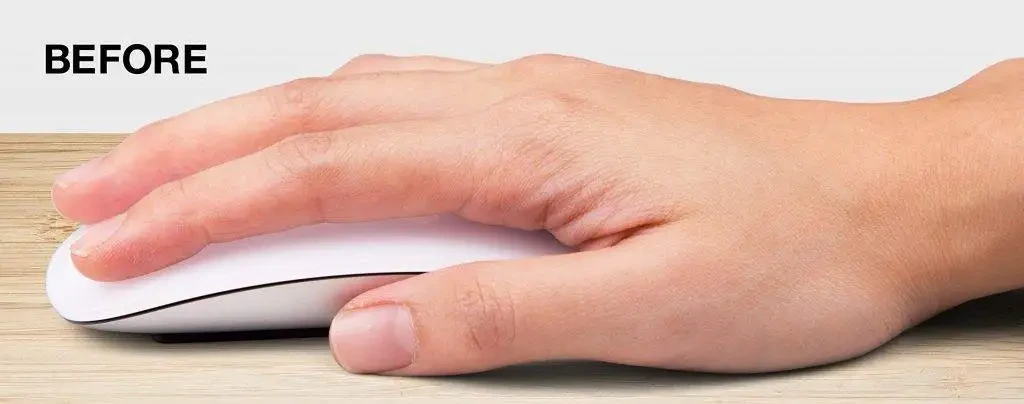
[2,134,1023,403]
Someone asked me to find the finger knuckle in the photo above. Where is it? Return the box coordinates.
[483,88,586,170]
[502,88,588,120]
[268,133,340,221]
[342,53,393,70]
[270,132,337,177]
[516,53,583,69]
[452,268,518,354]
[132,117,170,140]
[139,178,194,219]
[153,178,191,204]
[503,53,590,77]
[267,77,327,129]
[475,89,588,220]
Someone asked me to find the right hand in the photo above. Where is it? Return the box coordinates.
[52,54,1024,375]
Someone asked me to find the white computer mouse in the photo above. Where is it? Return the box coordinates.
[46,214,570,335]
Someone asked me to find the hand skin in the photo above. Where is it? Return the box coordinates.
[52,54,1024,375]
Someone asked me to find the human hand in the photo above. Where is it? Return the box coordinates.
[51,54,1024,375]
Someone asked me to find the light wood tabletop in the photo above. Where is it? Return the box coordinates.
[1,134,1023,403]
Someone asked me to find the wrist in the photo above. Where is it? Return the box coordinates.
[904,64,1024,304]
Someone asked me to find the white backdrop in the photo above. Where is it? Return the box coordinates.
[2,0,1023,133]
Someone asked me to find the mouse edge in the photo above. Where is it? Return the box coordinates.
[48,268,429,327]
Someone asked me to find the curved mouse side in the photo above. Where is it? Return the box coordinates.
[76,274,418,334]
[45,215,572,331]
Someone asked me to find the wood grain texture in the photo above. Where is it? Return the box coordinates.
[1,134,1023,403]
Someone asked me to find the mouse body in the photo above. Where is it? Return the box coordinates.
[45,215,569,334]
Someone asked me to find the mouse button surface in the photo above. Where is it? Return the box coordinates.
[46,215,570,323]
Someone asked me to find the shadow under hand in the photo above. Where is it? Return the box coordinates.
[76,327,329,353]
[447,360,799,392]
[910,288,1024,336]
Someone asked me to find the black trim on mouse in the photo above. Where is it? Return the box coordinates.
[151,327,330,343]
[65,272,423,325]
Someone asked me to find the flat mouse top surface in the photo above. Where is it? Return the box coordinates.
[46,215,569,324]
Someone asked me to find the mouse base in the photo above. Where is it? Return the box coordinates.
[151,327,328,343]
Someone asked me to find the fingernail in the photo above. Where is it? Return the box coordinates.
[330,305,417,374]
[71,214,125,258]
[55,156,103,189]
[50,185,69,219]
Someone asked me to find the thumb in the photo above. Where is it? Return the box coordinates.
[327,241,668,375]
